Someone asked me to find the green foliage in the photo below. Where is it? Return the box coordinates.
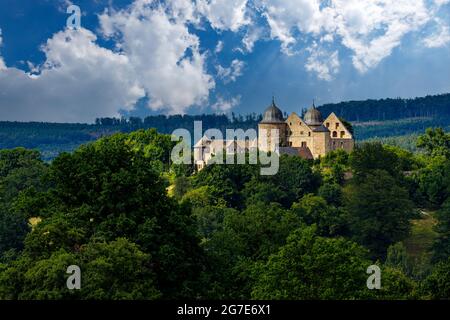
[383,145,422,171]
[172,176,191,199]
[209,203,301,261]
[349,142,402,179]
[191,206,236,239]
[77,238,161,300]
[193,161,258,208]
[251,226,372,299]
[413,156,450,208]
[319,149,350,184]
[202,203,301,298]
[291,194,347,237]
[318,183,343,206]
[433,199,450,262]
[373,266,418,300]
[242,178,285,207]
[320,94,450,122]
[386,242,411,275]
[0,238,161,300]
[0,126,449,300]
[264,155,320,207]
[417,128,450,158]
[182,186,226,208]
[344,170,414,259]
[421,257,450,299]
[362,134,421,153]
[0,210,29,256]
[0,130,202,299]
[0,148,48,255]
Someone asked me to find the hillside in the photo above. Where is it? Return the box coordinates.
[0,93,449,160]
[318,93,450,122]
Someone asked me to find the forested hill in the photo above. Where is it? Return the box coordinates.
[318,93,450,122]
[0,115,260,161]
[0,93,450,160]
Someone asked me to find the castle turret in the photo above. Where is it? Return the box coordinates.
[258,97,287,152]
[303,101,323,128]
[304,102,330,158]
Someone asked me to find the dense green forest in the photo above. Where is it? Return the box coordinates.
[0,126,449,299]
[1,93,450,160]
[319,93,450,121]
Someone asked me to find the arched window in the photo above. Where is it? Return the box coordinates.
[340,131,345,138]
[332,131,338,138]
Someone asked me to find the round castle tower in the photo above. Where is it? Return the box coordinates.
[258,97,287,152]
[304,102,330,157]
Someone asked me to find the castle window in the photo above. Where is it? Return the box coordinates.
[300,131,304,135]
[340,131,345,138]
[289,142,293,146]
[308,132,311,137]
[301,141,307,147]
[332,131,338,138]
[326,122,330,128]
[335,123,339,129]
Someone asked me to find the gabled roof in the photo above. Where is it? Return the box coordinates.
[286,112,312,131]
[323,112,353,138]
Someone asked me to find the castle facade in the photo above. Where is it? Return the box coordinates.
[258,99,354,159]
[194,99,354,170]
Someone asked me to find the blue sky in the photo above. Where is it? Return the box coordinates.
[0,0,450,122]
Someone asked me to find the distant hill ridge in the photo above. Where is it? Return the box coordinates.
[318,93,450,122]
[0,93,449,160]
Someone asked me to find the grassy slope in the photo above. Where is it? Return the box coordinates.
[403,211,438,261]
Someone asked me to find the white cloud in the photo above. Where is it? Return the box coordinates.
[332,0,430,73]
[0,28,144,122]
[166,0,200,24]
[215,40,224,53]
[242,26,263,52]
[211,95,241,112]
[1,0,449,121]
[99,0,214,114]
[217,59,245,83]
[305,46,340,81]
[0,29,5,71]
[434,0,450,6]
[0,0,217,122]
[258,0,439,73]
[423,19,450,48]
[259,0,322,54]
[197,0,250,31]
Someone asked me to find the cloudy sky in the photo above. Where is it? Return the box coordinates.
[0,0,450,122]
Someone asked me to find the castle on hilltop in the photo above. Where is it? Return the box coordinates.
[258,98,354,159]
[194,98,354,170]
